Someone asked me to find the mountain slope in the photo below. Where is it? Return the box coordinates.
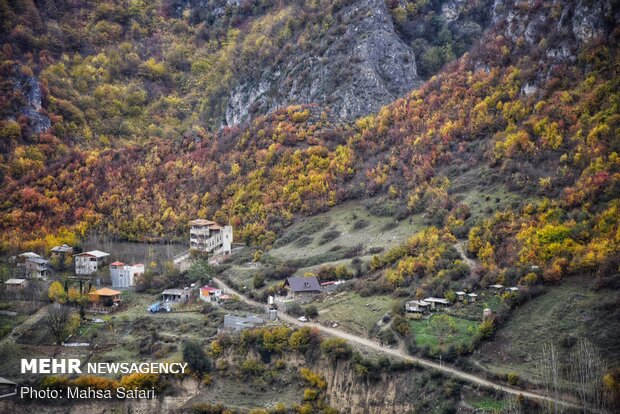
[0,0,618,288]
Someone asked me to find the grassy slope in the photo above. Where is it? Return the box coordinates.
[314,292,397,337]
[269,200,422,269]
[474,276,620,382]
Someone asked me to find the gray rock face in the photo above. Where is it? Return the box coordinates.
[493,0,618,46]
[12,73,51,134]
[225,0,420,126]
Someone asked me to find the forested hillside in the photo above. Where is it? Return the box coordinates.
[0,0,619,293]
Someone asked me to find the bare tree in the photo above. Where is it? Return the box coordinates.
[538,342,561,414]
[568,338,606,412]
[44,304,71,344]
[503,394,524,414]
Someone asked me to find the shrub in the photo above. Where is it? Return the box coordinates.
[294,235,313,247]
[286,302,303,316]
[507,372,520,386]
[478,319,495,339]
[318,230,341,245]
[119,373,160,391]
[392,315,410,337]
[183,341,211,375]
[380,329,397,346]
[303,387,319,401]
[241,358,265,377]
[352,219,369,230]
[289,327,321,353]
[253,273,266,289]
[299,368,326,389]
[320,338,352,362]
[304,305,318,319]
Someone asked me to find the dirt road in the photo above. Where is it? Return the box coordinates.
[213,277,584,411]
[454,241,481,273]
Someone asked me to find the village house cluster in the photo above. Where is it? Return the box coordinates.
[404,285,519,316]
[5,219,233,309]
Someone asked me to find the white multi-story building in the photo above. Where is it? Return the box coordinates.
[109,261,144,288]
[189,219,233,255]
[74,250,110,275]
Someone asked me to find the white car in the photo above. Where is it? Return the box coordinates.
[297,316,308,322]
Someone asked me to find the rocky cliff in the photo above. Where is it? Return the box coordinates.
[224,0,420,126]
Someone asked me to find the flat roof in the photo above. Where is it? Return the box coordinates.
[490,284,504,288]
[190,219,216,226]
[407,300,429,306]
[162,288,187,295]
[5,278,26,284]
[467,293,478,297]
[424,297,451,304]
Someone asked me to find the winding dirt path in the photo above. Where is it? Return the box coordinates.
[454,241,481,273]
[213,277,585,411]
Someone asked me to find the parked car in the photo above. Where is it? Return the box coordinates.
[297,316,308,322]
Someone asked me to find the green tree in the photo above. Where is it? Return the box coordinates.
[431,314,457,346]
[187,260,214,284]
[182,341,211,376]
[304,305,318,319]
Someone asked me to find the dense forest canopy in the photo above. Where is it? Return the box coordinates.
[0,0,618,291]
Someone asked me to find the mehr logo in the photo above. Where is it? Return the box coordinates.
[21,359,82,374]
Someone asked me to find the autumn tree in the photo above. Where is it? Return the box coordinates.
[48,281,66,303]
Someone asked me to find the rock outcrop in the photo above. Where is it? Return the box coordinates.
[11,72,50,134]
[224,0,420,126]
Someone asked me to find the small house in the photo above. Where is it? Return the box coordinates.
[4,278,28,290]
[505,287,519,294]
[200,286,222,302]
[489,284,504,294]
[162,288,190,303]
[75,250,110,275]
[423,297,451,310]
[283,276,321,299]
[467,293,478,303]
[109,262,144,288]
[90,287,122,307]
[455,291,466,301]
[50,244,73,260]
[25,257,49,278]
[405,300,430,314]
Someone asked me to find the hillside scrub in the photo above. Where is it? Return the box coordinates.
[0,1,617,334]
